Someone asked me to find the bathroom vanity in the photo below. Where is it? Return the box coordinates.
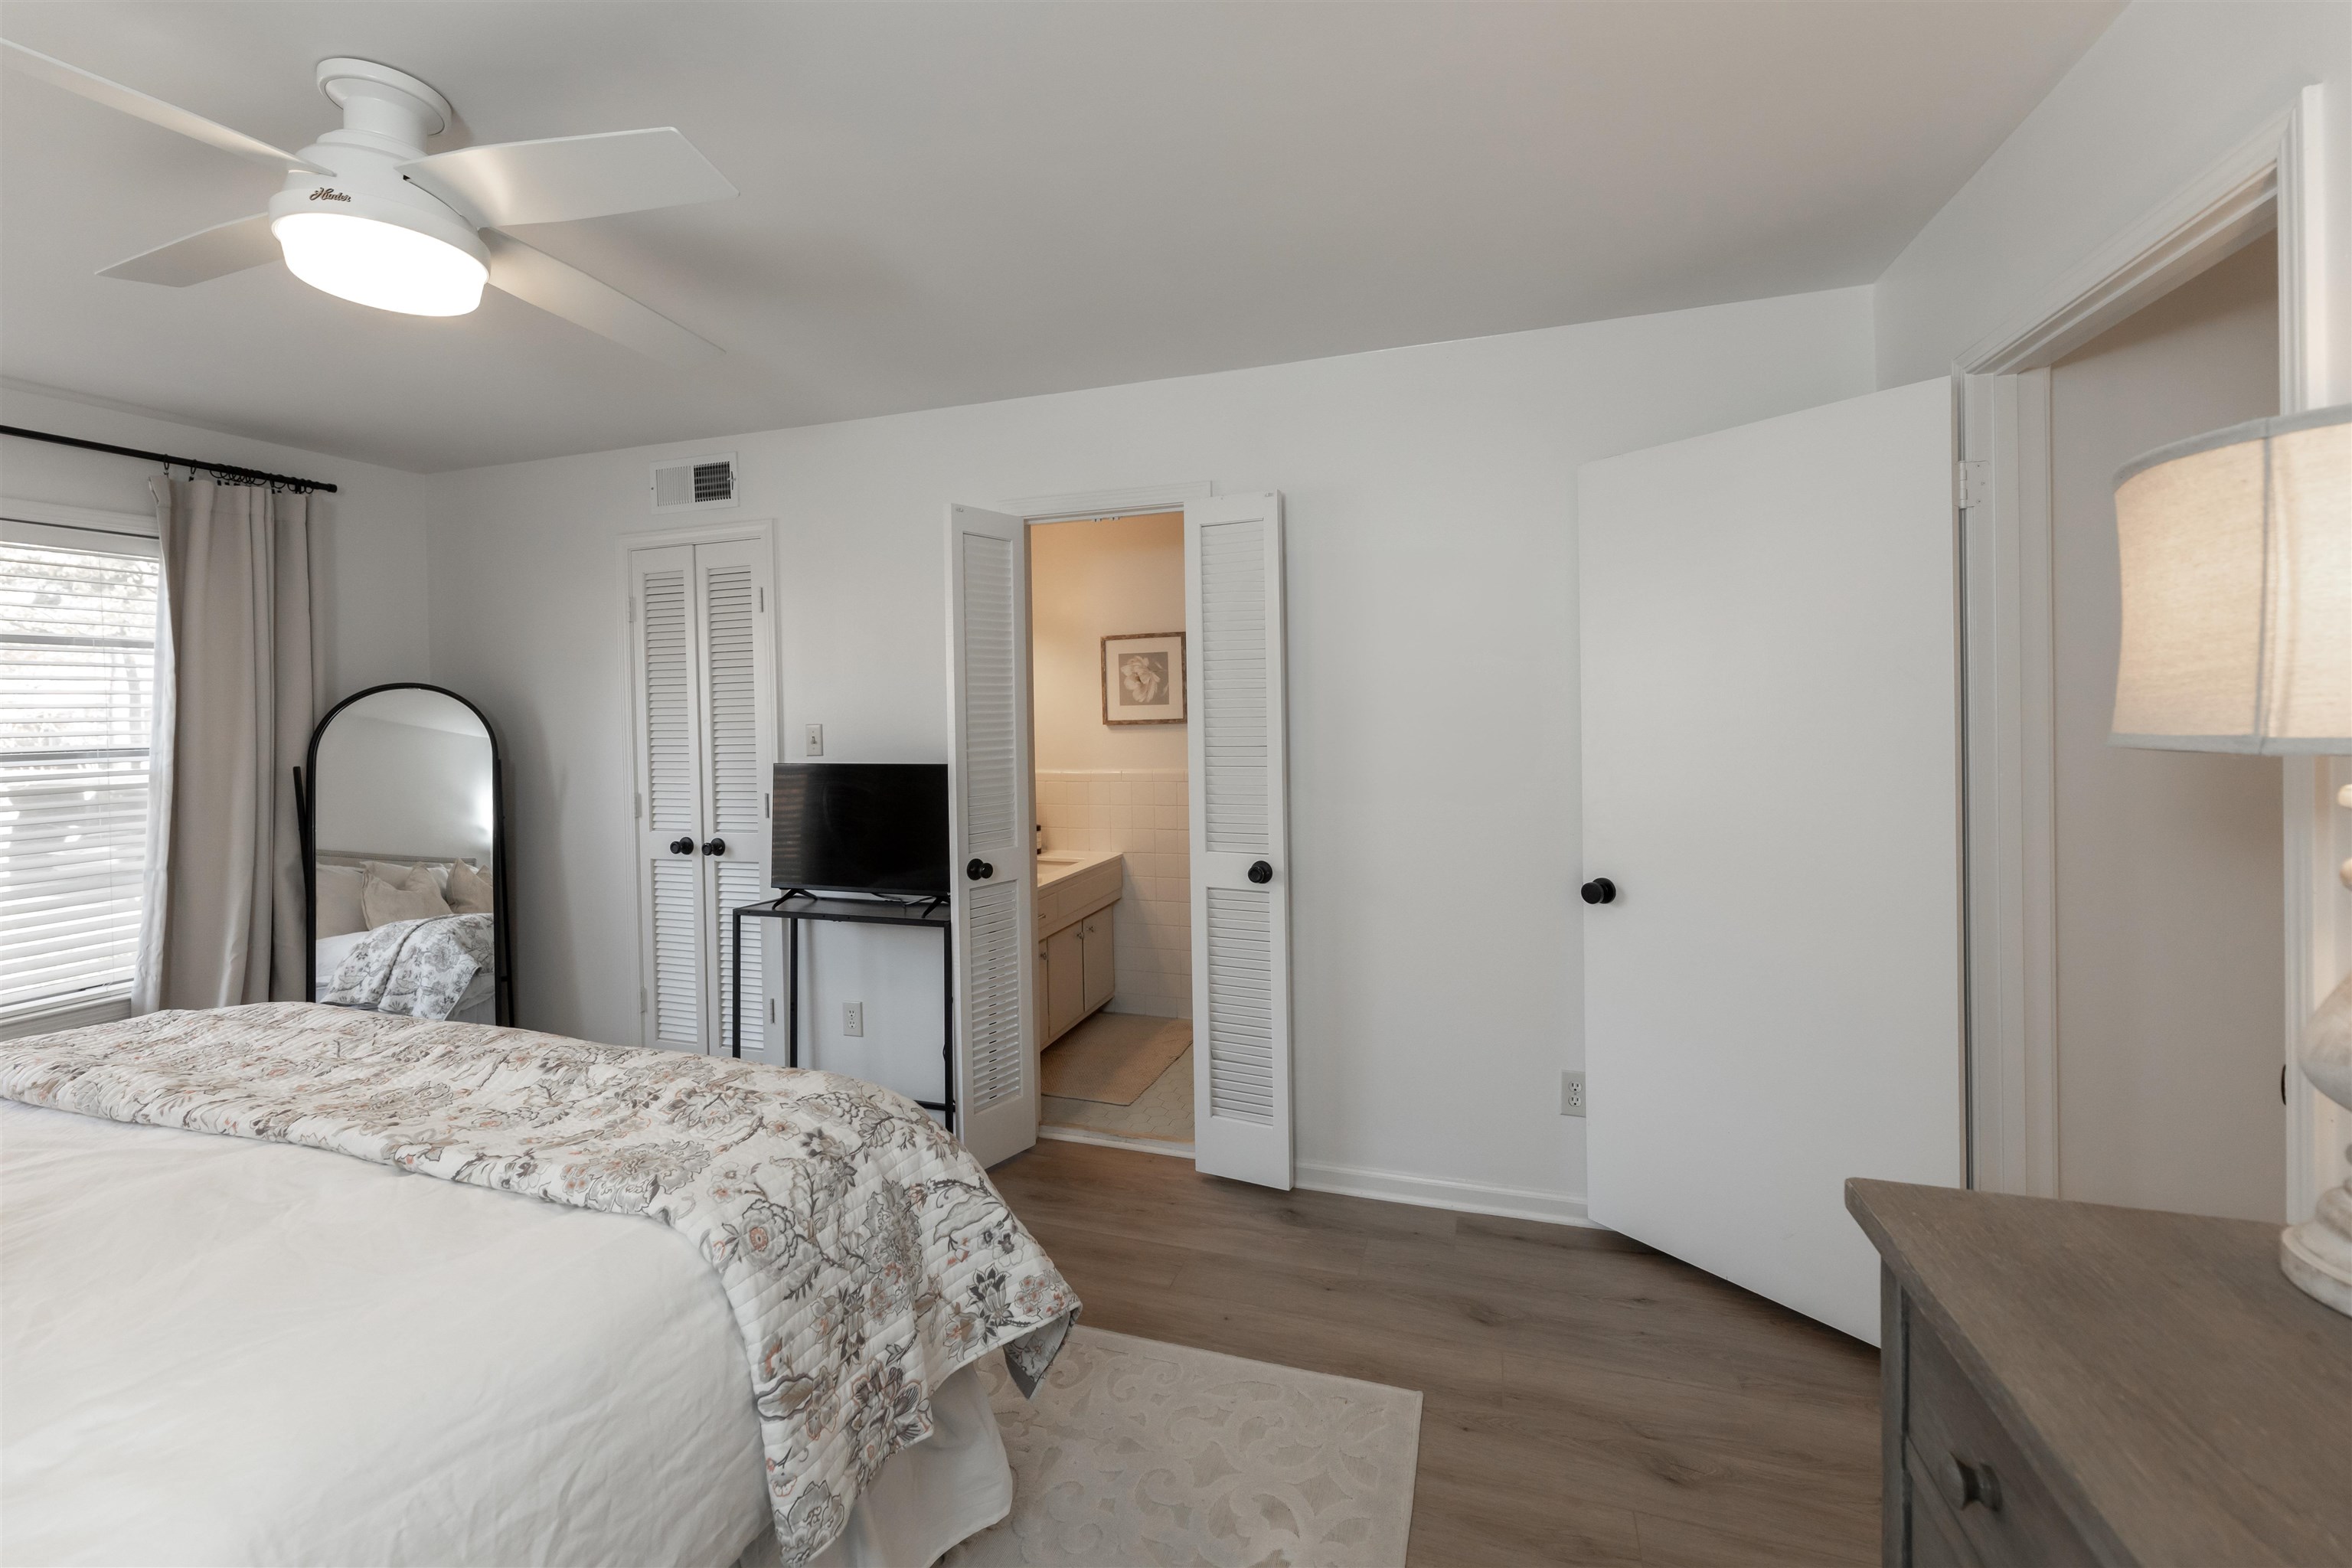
[1035,850,1122,1046]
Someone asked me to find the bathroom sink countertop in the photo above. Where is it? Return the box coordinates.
[1035,848,1121,889]
[1035,849,1123,933]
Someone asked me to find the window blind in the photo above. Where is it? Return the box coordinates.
[1,538,158,1031]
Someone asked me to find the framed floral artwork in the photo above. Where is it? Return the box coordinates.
[1102,632,1185,725]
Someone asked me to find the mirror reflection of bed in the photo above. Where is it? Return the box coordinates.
[304,684,508,1025]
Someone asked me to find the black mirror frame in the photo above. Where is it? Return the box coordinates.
[295,682,513,1027]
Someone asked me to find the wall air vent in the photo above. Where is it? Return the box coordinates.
[651,452,739,514]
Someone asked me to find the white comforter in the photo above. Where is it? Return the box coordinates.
[0,1104,1014,1568]
[0,1005,1074,1565]
[2,1099,765,1566]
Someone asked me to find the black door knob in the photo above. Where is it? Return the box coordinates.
[668,836,695,855]
[1581,877,1616,905]
[965,858,994,881]
[701,838,727,856]
[1247,860,1273,884]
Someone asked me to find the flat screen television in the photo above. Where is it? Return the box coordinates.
[770,763,950,897]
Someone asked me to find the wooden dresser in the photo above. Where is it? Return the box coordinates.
[1846,1180,2352,1567]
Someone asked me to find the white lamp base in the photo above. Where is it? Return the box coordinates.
[2281,1181,2352,1316]
[2285,969,2352,1317]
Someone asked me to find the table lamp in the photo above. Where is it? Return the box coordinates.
[2110,401,2350,1315]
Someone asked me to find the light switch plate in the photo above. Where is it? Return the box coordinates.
[805,723,824,756]
[842,1001,864,1037]
[1560,1070,1586,1116]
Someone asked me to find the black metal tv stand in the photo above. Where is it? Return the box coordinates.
[729,890,956,1132]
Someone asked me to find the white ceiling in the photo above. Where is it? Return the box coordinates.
[0,2,2120,472]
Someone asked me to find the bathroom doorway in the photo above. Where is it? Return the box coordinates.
[1026,510,1195,1153]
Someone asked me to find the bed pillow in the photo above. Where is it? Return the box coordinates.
[315,864,367,938]
[444,858,493,916]
[362,864,452,929]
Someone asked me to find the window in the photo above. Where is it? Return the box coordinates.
[0,531,159,1034]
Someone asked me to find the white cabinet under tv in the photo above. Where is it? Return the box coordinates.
[1035,851,1121,1046]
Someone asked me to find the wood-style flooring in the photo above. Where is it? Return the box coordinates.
[989,1139,1881,1566]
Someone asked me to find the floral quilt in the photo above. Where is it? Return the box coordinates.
[0,1003,1076,1566]
[320,912,494,1019]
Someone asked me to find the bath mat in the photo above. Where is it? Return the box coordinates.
[944,1326,1423,1567]
[1042,1048,1192,1144]
[1039,1012,1191,1105]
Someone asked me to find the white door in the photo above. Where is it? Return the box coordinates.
[1578,380,1962,1344]
[946,505,1038,1166]
[1186,492,1295,1188]
[628,534,774,1054]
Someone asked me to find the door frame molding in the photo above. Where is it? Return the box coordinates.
[1000,481,1214,524]
[999,480,1218,1166]
[1953,88,2343,1217]
[616,517,780,1054]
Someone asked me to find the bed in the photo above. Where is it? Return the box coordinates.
[314,924,497,1024]
[312,855,499,1024]
[0,1004,1075,1567]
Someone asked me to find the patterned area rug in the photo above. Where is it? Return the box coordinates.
[943,1328,1422,1567]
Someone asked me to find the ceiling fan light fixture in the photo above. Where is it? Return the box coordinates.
[33,41,730,356]
[271,210,488,317]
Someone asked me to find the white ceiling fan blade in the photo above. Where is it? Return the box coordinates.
[98,212,278,286]
[2,40,328,175]
[397,128,735,229]
[483,231,720,367]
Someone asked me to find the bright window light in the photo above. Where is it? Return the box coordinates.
[272,212,487,317]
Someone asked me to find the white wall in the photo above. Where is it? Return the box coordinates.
[2049,235,2284,1222]
[425,286,1874,1216]
[315,715,496,863]
[1,384,436,706]
[1873,0,2350,388]
[1030,512,1187,773]
[1874,0,2352,1217]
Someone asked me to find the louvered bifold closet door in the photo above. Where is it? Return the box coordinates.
[694,536,774,1050]
[1186,494,1294,1188]
[632,544,710,1050]
[945,505,1036,1167]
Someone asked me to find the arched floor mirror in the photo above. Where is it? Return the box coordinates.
[298,684,512,1026]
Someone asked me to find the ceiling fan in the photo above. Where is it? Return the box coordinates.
[2,42,736,364]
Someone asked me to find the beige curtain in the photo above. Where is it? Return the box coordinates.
[132,480,317,1011]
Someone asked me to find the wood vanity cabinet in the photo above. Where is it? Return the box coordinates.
[1847,1178,2352,1568]
[1042,924,1085,1043]
[1037,906,1114,1046]
[1081,912,1113,1014]
[1035,851,1122,1047]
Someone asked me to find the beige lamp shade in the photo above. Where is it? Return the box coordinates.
[2111,403,2351,753]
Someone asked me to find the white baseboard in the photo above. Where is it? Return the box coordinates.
[1032,1129,1595,1230]
[1037,1124,1194,1159]
[1294,1158,1595,1229]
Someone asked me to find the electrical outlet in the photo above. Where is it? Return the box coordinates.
[1560,1070,1586,1117]
[842,1001,864,1037]
[805,723,824,756]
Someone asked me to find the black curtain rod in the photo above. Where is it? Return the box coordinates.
[0,424,338,494]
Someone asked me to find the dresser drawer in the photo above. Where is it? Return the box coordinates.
[1903,1442,1984,1568]
[1906,1315,2095,1567]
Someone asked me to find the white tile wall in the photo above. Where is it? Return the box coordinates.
[1035,767,1191,1019]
